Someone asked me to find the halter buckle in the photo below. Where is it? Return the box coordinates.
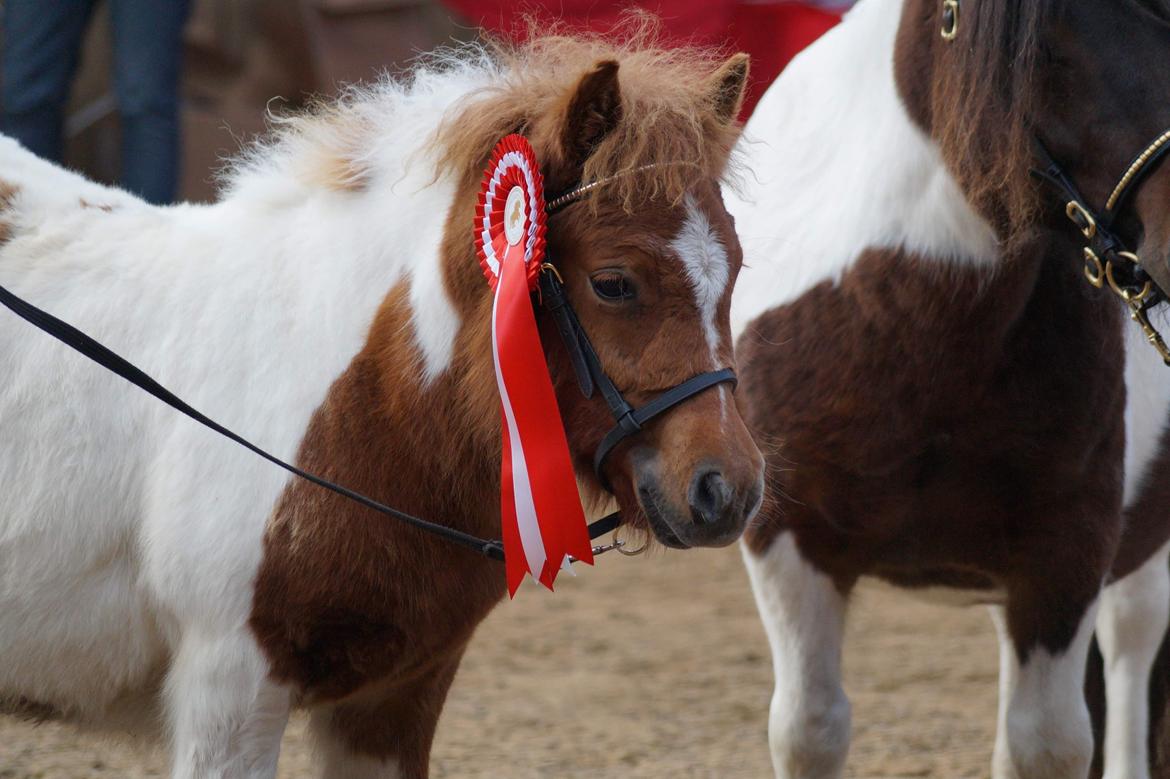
[1066,201,1097,239]
[539,262,564,284]
[538,262,564,305]
[1083,247,1105,288]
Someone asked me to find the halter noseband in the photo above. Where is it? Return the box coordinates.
[1032,132,1170,364]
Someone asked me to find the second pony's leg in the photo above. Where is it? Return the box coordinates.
[742,533,851,779]
[989,595,1100,779]
[166,629,291,779]
[1096,541,1170,779]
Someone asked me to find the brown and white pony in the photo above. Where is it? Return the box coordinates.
[0,33,764,778]
[728,0,1170,777]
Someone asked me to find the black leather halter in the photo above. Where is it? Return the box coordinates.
[537,265,736,490]
[1032,131,1170,364]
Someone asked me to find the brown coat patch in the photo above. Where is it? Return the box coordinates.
[739,240,1126,655]
[248,277,504,700]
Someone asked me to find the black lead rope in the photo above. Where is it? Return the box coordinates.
[0,282,622,563]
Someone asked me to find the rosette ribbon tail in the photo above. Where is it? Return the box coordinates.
[476,134,594,596]
[490,233,593,595]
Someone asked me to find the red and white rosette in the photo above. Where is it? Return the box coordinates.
[475,134,593,596]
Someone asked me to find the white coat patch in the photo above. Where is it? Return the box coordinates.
[671,194,729,361]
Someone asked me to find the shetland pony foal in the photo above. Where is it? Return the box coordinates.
[0,38,764,777]
[731,0,1170,777]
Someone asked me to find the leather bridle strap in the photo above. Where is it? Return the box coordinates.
[537,266,737,490]
[0,282,622,563]
[1031,138,1132,262]
[591,368,737,482]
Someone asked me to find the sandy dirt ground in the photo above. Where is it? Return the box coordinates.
[0,544,1002,778]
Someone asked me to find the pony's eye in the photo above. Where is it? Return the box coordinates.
[590,273,635,302]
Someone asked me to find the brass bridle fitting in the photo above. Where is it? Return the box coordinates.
[941,0,960,40]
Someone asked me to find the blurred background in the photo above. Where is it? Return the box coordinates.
[0,0,853,202]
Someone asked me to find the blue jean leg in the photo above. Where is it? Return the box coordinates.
[108,0,191,204]
[1,0,99,161]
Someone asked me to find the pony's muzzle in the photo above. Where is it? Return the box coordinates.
[631,450,763,549]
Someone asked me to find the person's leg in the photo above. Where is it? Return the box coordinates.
[108,0,191,203]
[1,0,98,161]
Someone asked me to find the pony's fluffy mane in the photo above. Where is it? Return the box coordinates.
[219,19,741,209]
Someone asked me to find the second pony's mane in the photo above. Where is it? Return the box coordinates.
[217,24,743,211]
[918,0,1061,234]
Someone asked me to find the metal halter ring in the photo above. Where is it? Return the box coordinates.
[1066,201,1098,239]
[613,524,648,557]
[1083,247,1105,288]
[1106,259,1154,304]
[941,0,959,40]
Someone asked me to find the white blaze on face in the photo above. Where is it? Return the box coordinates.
[671,194,733,422]
[671,194,730,365]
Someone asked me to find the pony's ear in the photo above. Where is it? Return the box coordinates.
[560,60,623,172]
[708,53,750,125]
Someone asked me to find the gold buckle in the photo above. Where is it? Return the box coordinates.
[941,0,960,40]
[540,262,564,284]
[537,263,563,305]
[1083,247,1105,288]
[1066,201,1097,239]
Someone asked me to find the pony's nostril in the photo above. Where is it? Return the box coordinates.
[689,470,731,525]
